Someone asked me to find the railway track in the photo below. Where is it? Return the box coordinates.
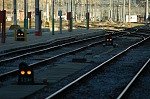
[0,30,148,98]
[0,33,108,81]
[117,58,150,99]
[0,32,104,60]
[44,37,150,99]
[2,29,139,81]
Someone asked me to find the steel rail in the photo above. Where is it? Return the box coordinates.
[0,38,105,81]
[45,36,150,99]
[0,37,75,57]
[0,31,104,60]
[117,58,150,99]
[0,35,104,63]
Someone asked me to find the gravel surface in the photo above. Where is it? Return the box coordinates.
[57,38,150,99]
[0,36,105,74]
[26,35,145,98]
[123,60,150,99]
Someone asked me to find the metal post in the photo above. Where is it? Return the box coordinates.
[24,0,28,29]
[60,15,62,34]
[2,0,4,10]
[146,0,149,23]
[46,0,50,22]
[112,1,114,21]
[86,0,89,30]
[109,0,112,21]
[59,0,62,34]
[35,0,41,36]
[52,0,54,35]
[70,0,73,32]
[1,10,6,43]
[74,2,77,21]
[128,0,131,27]
[67,3,68,12]
[13,0,17,25]
[46,0,48,21]
[13,0,17,41]
[123,0,126,23]
[27,0,28,29]
[117,5,119,22]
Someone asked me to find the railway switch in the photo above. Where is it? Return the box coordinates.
[18,62,34,85]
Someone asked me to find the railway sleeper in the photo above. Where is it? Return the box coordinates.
[72,58,87,63]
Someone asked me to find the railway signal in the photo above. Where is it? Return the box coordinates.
[103,32,117,47]
[18,62,34,85]
[16,29,26,41]
[105,34,113,45]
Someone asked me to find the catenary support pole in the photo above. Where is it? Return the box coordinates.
[13,0,17,41]
[146,0,149,23]
[109,0,112,21]
[24,0,28,29]
[70,0,73,32]
[13,0,17,25]
[52,0,54,35]
[128,0,131,27]
[123,0,126,23]
[3,0,4,10]
[86,0,89,30]
[35,0,41,36]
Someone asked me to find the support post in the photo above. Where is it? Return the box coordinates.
[86,0,89,30]
[58,10,62,34]
[28,12,31,29]
[0,10,6,43]
[128,0,131,27]
[52,0,54,35]
[70,0,73,32]
[123,0,126,23]
[145,0,149,23]
[13,0,17,25]
[35,0,41,36]
[24,0,28,29]
[109,0,112,21]
[13,0,17,41]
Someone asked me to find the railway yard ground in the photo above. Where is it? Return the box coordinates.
[0,23,150,99]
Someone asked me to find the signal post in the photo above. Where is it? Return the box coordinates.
[0,10,6,43]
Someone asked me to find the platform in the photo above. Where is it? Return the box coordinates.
[0,28,104,53]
